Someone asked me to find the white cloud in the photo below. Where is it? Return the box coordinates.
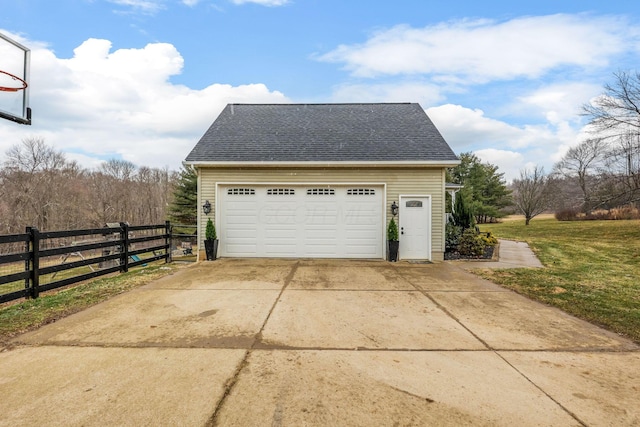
[230,0,289,6]
[330,82,444,106]
[517,82,602,124]
[0,33,289,170]
[427,104,524,150]
[474,148,525,183]
[317,14,635,83]
[426,104,582,181]
[107,0,165,14]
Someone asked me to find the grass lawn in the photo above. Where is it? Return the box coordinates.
[478,218,640,344]
[0,262,185,344]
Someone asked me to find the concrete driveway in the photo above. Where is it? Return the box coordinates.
[1,259,639,426]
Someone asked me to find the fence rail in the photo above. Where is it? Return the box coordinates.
[0,222,171,304]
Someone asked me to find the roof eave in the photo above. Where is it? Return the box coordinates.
[183,160,461,168]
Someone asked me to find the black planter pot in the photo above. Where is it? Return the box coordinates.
[388,240,399,262]
[204,239,219,261]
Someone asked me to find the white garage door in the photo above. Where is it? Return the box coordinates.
[219,185,383,258]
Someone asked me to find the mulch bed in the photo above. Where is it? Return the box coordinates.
[444,245,495,261]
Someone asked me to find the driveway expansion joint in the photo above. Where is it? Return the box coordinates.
[392,263,493,351]
[492,350,589,426]
[206,261,300,426]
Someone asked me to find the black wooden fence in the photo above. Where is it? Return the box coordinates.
[0,222,171,304]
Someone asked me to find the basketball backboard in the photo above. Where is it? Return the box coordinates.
[0,32,31,125]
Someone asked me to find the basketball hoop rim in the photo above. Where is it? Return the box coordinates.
[0,69,28,92]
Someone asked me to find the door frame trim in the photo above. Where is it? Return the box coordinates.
[398,194,432,261]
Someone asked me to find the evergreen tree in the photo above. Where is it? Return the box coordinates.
[452,192,475,230]
[167,165,197,225]
[447,152,511,223]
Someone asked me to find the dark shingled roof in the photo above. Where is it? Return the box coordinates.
[185,103,459,163]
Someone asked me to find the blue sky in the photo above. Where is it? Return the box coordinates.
[1,0,640,180]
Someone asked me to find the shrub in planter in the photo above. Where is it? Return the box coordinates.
[204,218,218,260]
[205,218,217,240]
[387,218,399,262]
[458,228,485,257]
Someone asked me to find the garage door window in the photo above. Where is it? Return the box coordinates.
[267,188,295,195]
[227,188,255,195]
[347,188,376,195]
[307,188,335,195]
[406,200,423,207]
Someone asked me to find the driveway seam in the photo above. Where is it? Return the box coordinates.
[394,263,593,425]
[494,351,588,426]
[205,261,299,427]
[393,265,492,351]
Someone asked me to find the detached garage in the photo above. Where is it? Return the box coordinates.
[184,103,459,261]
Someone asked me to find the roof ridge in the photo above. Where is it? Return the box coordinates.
[226,102,416,106]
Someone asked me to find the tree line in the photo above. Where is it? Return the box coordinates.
[0,137,178,233]
[512,70,640,224]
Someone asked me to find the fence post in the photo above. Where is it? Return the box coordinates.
[29,227,40,299]
[24,226,31,298]
[120,222,129,273]
[165,220,171,263]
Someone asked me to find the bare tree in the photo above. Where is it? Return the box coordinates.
[5,137,67,173]
[598,131,640,208]
[512,166,552,225]
[553,138,606,213]
[0,138,177,231]
[133,166,172,225]
[1,138,73,231]
[582,70,640,135]
[580,71,640,210]
[96,159,138,222]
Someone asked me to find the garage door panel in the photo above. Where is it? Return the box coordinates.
[260,204,298,223]
[264,228,297,239]
[305,247,339,256]
[264,244,297,256]
[226,244,258,255]
[346,245,378,256]
[305,229,338,238]
[226,229,258,239]
[343,202,377,216]
[346,236,379,245]
[305,207,338,225]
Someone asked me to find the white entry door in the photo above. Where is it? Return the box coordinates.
[399,195,431,260]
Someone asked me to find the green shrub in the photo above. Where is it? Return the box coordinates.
[445,222,462,251]
[458,228,485,256]
[205,218,217,240]
[387,218,399,241]
[452,195,475,230]
[481,231,498,246]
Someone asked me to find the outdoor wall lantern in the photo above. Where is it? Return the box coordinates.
[391,201,399,217]
[202,200,212,215]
